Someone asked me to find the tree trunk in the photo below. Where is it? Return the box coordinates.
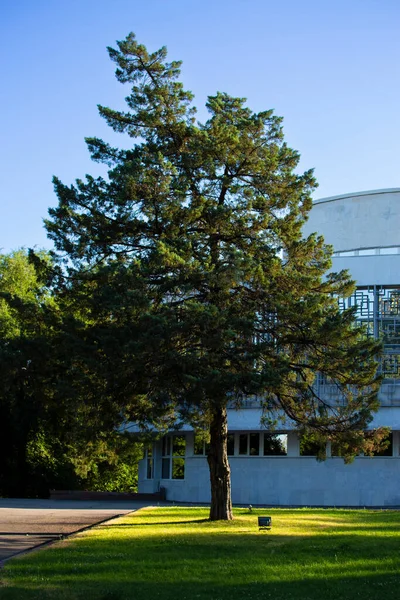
[207,405,233,520]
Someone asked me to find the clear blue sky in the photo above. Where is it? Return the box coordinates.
[1,0,399,253]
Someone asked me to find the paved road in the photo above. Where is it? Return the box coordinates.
[0,498,150,562]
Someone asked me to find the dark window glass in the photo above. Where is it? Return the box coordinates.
[331,442,363,458]
[161,457,170,479]
[147,458,153,479]
[239,434,248,455]
[264,433,287,456]
[249,433,260,456]
[162,437,171,457]
[172,458,185,479]
[194,433,209,455]
[227,433,235,456]
[372,433,393,456]
[172,435,186,457]
[300,438,325,456]
[331,442,344,457]
[194,435,204,455]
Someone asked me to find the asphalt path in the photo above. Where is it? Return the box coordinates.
[0,498,151,563]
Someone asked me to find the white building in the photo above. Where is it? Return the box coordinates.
[138,189,400,506]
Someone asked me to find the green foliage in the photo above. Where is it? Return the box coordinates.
[0,249,142,497]
[45,33,382,517]
[69,433,143,492]
[0,248,62,496]
[24,430,84,495]
[0,249,51,339]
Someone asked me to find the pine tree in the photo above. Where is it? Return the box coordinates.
[46,34,382,520]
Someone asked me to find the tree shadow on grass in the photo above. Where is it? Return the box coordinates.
[98,519,210,527]
[2,572,400,600]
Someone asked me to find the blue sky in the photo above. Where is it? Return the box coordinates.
[1,0,399,253]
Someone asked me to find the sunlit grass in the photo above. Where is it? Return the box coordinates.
[2,507,400,599]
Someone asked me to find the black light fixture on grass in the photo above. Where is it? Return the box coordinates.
[258,516,272,530]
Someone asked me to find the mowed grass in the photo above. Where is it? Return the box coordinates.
[2,507,400,600]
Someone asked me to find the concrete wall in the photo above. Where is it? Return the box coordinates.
[226,406,400,430]
[302,189,400,286]
[302,188,400,253]
[139,453,400,507]
[330,254,399,287]
[229,456,400,507]
[138,431,400,506]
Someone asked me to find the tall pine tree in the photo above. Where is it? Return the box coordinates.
[46,34,382,520]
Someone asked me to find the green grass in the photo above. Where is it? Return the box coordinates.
[2,507,400,599]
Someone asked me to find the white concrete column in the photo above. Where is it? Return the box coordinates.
[392,430,400,456]
[326,440,332,458]
[287,432,299,457]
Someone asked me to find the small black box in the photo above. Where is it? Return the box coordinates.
[258,516,272,529]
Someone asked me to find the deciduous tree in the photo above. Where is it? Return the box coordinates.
[0,250,142,497]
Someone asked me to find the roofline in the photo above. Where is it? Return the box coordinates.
[313,188,400,205]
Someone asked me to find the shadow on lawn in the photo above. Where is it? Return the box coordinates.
[2,571,400,600]
[98,519,210,527]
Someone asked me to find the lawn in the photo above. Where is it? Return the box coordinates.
[1,506,400,600]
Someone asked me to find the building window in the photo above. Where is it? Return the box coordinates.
[263,433,288,456]
[227,433,235,456]
[331,432,393,457]
[194,432,235,456]
[239,433,247,455]
[372,432,393,456]
[238,433,260,456]
[161,436,171,478]
[193,433,210,456]
[161,435,186,479]
[331,441,347,458]
[145,445,154,479]
[300,437,326,457]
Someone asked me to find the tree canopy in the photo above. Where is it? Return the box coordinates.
[46,33,382,519]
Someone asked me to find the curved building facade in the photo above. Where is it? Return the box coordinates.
[303,189,400,415]
[137,189,400,506]
[304,188,400,287]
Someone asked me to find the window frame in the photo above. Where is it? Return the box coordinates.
[193,433,210,456]
[238,432,260,456]
[161,434,186,480]
[299,437,326,457]
[145,445,154,479]
[263,432,288,456]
